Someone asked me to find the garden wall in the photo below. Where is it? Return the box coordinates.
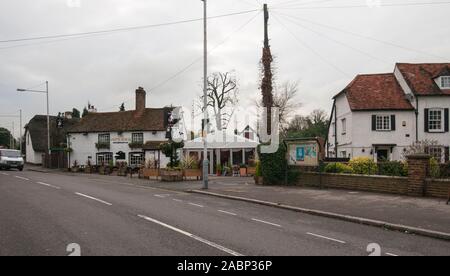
[296,172,409,195]
[425,178,450,198]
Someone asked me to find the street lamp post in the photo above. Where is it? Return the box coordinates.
[17,81,50,155]
[201,0,209,189]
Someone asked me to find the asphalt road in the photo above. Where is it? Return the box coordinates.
[0,169,449,256]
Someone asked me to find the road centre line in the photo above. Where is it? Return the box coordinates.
[188,203,204,208]
[75,192,112,206]
[14,176,30,181]
[36,182,61,189]
[218,210,237,216]
[138,214,243,256]
[251,218,282,228]
[1,172,10,176]
[306,232,346,244]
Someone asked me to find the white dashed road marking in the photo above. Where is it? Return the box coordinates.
[251,218,282,228]
[218,210,237,216]
[172,199,183,202]
[1,173,9,176]
[15,176,30,181]
[188,203,204,208]
[36,182,61,189]
[307,232,346,244]
[75,192,112,206]
[138,214,243,256]
[386,253,399,256]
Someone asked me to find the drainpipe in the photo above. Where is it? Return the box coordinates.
[415,97,419,142]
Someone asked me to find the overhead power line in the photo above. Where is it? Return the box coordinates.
[273,1,450,10]
[276,11,447,60]
[0,9,259,44]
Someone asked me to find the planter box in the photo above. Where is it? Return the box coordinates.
[85,166,93,174]
[160,169,183,182]
[247,167,256,176]
[143,168,160,179]
[184,169,202,180]
[117,168,128,177]
[240,168,248,177]
[71,167,80,173]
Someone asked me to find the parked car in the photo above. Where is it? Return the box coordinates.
[0,149,24,171]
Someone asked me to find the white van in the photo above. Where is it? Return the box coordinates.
[0,149,24,171]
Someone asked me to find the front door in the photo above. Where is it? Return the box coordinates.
[377,149,389,162]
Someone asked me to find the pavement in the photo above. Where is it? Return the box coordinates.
[0,167,448,256]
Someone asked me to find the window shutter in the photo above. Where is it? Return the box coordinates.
[445,147,450,162]
[372,115,376,131]
[391,115,396,131]
[424,108,429,133]
[445,108,449,132]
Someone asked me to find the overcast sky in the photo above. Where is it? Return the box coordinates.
[1,0,449,137]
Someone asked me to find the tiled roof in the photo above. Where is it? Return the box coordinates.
[396,63,450,95]
[67,108,170,133]
[337,73,414,111]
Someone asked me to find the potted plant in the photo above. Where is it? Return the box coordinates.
[239,164,248,177]
[98,162,106,175]
[182,156,202,180]
[254,161,263,185]
[105,160,114,175]
[247,159,257,176]
[159,140,184,182]
[71,160,80,173]
[216,164,223,176]
[117,161,128,176]
[85,159,93,174]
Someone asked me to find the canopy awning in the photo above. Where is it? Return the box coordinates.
[183,131,259,150]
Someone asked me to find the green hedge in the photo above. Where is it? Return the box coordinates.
[324,163,353,174]
[258,143,299,186]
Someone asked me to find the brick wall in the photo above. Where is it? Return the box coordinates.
[296,172,408,195]
[425,178,450,198]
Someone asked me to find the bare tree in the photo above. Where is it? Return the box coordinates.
[257,81,301,131]
[199,71,239,131]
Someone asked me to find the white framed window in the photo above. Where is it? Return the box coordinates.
[376,115,391,131]
[441,76,450,89]
[428,109,443,132]
[428,147,443,162]
[97,152,113,165]
[341,119,347,135]
[98,133,110,144]
[129,152,145,167]
[132,133,144,144]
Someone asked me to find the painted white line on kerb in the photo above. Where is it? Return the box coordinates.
[386,253,399,257]
[252,218,282,228]
[188,203,204,208]
[307,232,346,244]
[36,182,61,189]
[138,214,243,256]
[75,193,112,206]
[218,210,237,216]
[15,176,30,181]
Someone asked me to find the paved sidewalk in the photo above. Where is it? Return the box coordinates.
[24,166,450,235]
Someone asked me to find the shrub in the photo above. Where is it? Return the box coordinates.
[349,157,377,175]
[255,161,261,177]
[258,143,287,185]
[429,157,440,178]
[324,163,353,174]
[181,155,200,170]
[378,161,408,177]
[439,162,450,178]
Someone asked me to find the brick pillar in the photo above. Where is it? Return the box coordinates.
[406,154,430,197]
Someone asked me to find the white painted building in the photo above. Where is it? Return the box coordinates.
[327,63,450,163]
[67,87,172,168]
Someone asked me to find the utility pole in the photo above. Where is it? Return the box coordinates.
[202,0,209,189]
[261,3,273,135]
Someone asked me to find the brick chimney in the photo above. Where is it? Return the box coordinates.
[135,87,146,114]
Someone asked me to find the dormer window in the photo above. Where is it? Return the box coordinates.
[441,76,450,89]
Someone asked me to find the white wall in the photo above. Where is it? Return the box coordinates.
[327,94,353,158]
[25,131,42,164]
[417,96,450,146]
[68,131,170,168]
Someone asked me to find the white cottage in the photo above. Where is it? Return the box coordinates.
[327,63,450,163]
[67,87,172,168]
